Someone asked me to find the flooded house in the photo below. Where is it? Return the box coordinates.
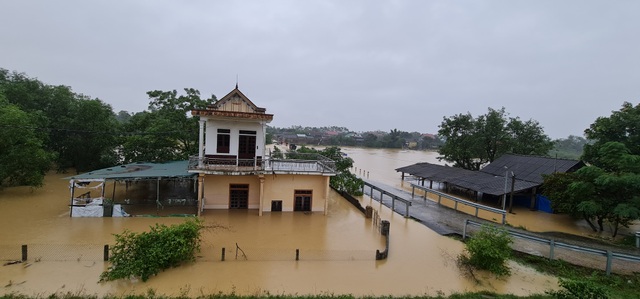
[396,154,585,212]
[189,86,337,215]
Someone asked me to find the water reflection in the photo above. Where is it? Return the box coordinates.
[0,148,559,297]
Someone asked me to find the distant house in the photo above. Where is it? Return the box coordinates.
[189,86,337,215]
[396,154,584,211]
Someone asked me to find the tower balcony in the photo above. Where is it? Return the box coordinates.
[188,153,337,175]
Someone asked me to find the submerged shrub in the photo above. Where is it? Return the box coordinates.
[100,218,203,282]
[459,224,513,276]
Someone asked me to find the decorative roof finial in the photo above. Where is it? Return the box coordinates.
[236,74,239,89]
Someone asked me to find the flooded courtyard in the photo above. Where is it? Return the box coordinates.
[0,147,567,297]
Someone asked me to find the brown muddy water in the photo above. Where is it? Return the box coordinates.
[0,148,565,297]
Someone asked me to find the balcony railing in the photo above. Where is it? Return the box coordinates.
[188,153,336,174]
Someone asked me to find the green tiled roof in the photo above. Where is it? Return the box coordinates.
[67,160,195,180]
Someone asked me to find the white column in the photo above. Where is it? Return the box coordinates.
[259,176,265,216]
[324,176,330,216]
[198,119,205,167]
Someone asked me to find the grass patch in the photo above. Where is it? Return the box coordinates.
[511,251,640,298]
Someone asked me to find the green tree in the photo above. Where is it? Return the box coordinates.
[544,143,640,236]
[362,132,380,148]
[0,68,118,173]
[544,102,640,237]
[59,98,120,172]
[438,107,553,170]
[459,225,513,276]
[551,135,589,160]
[100,218,203,282]
[437,112,485,170]
[583,102,640,166]
[120,88,216,163]
[0,97,53,188]
[380,129,405,148]
[295,146,364,195]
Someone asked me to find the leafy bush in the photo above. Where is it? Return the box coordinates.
[100,218,203,282]
[547,278,609,299]
[459,224,513,276]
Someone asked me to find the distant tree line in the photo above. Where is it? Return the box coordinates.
[0,67,605,193]
[267,126,444,150]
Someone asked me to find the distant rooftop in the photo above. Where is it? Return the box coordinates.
[396,154,584,196]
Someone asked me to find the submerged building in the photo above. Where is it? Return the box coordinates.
[189,86,337,215]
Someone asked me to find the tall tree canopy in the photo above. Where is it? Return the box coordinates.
[438,107,553,170]
[120,88,216,163]
[0,95,53,188]
[543,103,640,237]
[583,102,640,166]
[0,69,120,177]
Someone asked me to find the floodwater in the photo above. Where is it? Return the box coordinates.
[0,147,563,297]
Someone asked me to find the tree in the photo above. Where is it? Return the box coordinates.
[0,68,118,173]
[543,143,640,237]
[551,135,589,160]
[100,219,203,282]
[380,129,405,148]
[543,103,640,237]
[120,88,216,163]
[58,98,120,172]
[0,97,53,188]
[583,102,640,166]
[295,146,364,195]
[459,225,513,276]
[438,107,553,170]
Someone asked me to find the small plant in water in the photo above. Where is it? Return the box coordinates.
[99,218,203,282]
[458,224,513,276]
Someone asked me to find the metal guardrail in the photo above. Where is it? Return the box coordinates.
[463,219,640,275]
[411,183,507,224]
[363,182,412,218]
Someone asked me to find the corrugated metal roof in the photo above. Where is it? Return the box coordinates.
[480,154,584,184]
[396,154,583,196]
[67,160,196,180]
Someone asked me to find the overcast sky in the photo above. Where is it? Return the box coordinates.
[1,1,639,139]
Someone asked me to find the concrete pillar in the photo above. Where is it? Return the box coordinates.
[324,176,330,215]
[259,176,265,216]
[197,174,204,216]
[198,119,205,167]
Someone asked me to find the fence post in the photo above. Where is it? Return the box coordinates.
[462,219,469,240]
[606,250,612,275]
[21,245,27,261]
[405,202,409,218]
[103,245,109,261]
[221,247,225,261]
[296,249,299,261]
[411,186,415,199]
[391,194,395,211]
[549,239,555,260]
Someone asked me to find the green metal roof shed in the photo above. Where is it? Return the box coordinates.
[67,160,195,180]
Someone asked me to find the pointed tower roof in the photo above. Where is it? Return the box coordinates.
[191,86,273,122]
